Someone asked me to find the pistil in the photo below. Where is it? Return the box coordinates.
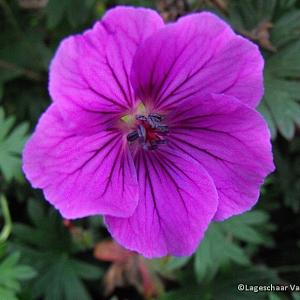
[127,113,168,150]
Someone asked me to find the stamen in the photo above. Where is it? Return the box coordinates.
[137,125,147,143]
[127,131,139,142]
[127,113,168,151]
[136,115,147,121]
[148,113,163,122]
[148,113,163,127]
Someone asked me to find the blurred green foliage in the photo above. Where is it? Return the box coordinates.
[0,0,300,299]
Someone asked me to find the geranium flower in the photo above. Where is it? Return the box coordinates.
[23,6,274,258]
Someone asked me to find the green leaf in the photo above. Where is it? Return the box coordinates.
[46,0,69,29]
[46,0,95,28]
[32,255,101,300]
[72,260,103,280]
[261,76,300,140]
[13,200,102,300]
[229,0,276,30]
[151,256,191,278]
[222,211,268,244]
[195,223,249,283]
[227,0,300,141]
[0,195,12,244]
[271,10,300,47]
[194,211,271,282]
[267,40,300,78]
[66,0,95,27]
[0,108,29,181]
[0,252,36,300]
[258,102,277,139]
[0,286,18,300]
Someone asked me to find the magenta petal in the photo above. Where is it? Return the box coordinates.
[105,148,218,258]
[49,6,164,131]
[23,105,139,219]
[168,93,274,221]
[131,12,263,110]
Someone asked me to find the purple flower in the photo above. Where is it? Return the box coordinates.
[23,6,274,258]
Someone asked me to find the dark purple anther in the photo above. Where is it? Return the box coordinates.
[143,141,158,151]
[127,130,139,142]
[137,125,146,143]
[148,113,163,123]
[147,113,163,128]
[136,115,147,121]
[127,113,168,150]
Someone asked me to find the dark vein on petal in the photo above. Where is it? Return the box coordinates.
[158,51,246,109]
[154,155,189,217]
[169,136,251,169]
[153,34,201,106]
[152,38,189,101]
[143,153,163,232]
[62,133,120,176]
[121,60,134,107]
[156,36,215,105]
[59,51,127,111]
[157,46,214,107]
[101,142,123,197]
[105,56,131,107]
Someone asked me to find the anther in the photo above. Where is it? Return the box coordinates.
[147,113,164,128]
[136,115,147,121]
[127,131,139,142]
[127,113,168,151]
[137,125,147,143]
[148,113,163,122]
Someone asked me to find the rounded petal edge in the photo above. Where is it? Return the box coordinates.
[22,105,139,219]
[167,93,274,222]
[105,148,218,258]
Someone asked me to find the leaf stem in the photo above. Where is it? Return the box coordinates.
[0,195,12,243]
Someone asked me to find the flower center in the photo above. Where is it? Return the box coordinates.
[127,113,169,151]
